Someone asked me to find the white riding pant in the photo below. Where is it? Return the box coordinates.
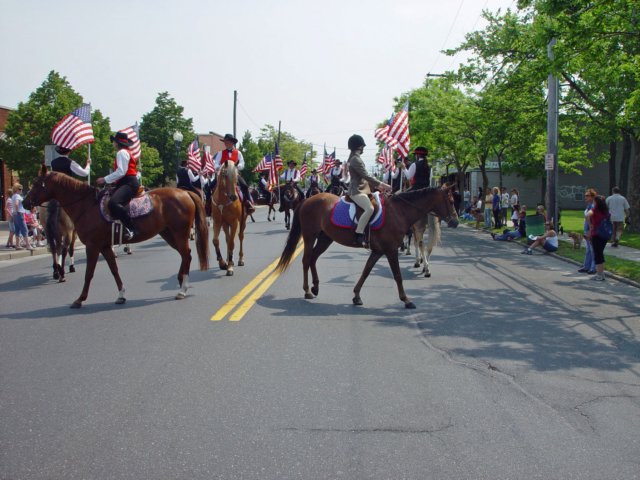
[351,193,374,234]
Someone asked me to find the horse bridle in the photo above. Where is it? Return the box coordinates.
[391,190,457,224]
[211,164,236,209]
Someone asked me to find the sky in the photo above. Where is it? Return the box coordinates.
[0,0,517,168]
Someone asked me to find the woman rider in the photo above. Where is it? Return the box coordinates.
[346,134,391,247]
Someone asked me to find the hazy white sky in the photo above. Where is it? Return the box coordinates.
[0,0,516,166]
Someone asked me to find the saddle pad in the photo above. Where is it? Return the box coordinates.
[330,191,385,230]
[100,192,153,222]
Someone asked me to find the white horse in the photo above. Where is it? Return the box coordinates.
[411,213,440,278]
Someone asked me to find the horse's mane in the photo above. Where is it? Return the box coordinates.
[48,171,95,193]
[393,187,439,202]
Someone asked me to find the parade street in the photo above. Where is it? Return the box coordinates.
[1,213,639,480]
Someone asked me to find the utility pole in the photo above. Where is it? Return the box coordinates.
[546,39,559,229]
[233,90,237,139]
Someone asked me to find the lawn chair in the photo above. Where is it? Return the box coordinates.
[525,214,546,244]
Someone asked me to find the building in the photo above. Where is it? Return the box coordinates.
[197,132,226,155]
[0,105,17,221]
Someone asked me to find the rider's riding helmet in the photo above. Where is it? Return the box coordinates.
[348,134,366,151]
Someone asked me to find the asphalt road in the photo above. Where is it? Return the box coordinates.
[1,209,639,479]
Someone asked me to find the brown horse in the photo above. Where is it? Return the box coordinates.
[276,186,458,309]
[23,165,209,308]
[279,182,302,230]
[38,202,78,282]
[250,187,278,222]
[210,160,247,275]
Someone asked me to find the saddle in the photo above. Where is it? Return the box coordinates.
[330,192,385,230]
[99,188,153,223]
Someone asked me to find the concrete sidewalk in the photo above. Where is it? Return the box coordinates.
[0,220,85,262]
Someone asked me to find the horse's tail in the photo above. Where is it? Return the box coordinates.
[427,213,441,251]
[45,201,60,253]
[187,191,209,271]
[275,202,303,273]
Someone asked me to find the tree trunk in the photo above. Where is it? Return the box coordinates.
[608,140,617,195]
[619,132,631,197]
[628,135,640,234]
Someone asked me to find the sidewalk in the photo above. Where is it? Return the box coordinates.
[0,220,85,262]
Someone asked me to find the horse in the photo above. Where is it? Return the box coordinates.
[411,213,440,278]
[279,182,302,230]
[276,186,458,309]
[23,165,209,308]
[306,182,322,198]
[210,160,247,275]
[38,202,77,282]
[250,187,278,222]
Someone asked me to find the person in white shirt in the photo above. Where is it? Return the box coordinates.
[605,186,630,247]
[211,133,254,214]
[280,160,305,209]
[11,184,35,250]
[327,160,344,194]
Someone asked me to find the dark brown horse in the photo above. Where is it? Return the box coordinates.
[279,182,302,230]
[210,160,247,275]
[250,187,278,222]
[24,165,209,307]
[276,186,458,309]
[38,203,77,282]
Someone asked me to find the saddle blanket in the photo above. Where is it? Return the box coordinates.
[330,191,385,230]
[99,192,154,223]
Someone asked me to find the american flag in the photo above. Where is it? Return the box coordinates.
[187,139,202,172]
[273,143,283,171]
[253,153,273,172]
[202,147,215,175]
[119,124,141,161]
[374,113,395,146]
[387,101,410,157]
[377,145,395,172]
[51,103,94,151]
[299,153,308,179]
[322,147,336,175]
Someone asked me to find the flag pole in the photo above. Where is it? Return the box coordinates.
[277,121,282,203]
[87,103,92,185]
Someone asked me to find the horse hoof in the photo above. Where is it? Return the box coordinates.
[70,302,82,309]
[405,302,416,309]
[226,270,234,276]
[58,278,66,283]
[268,218,271,222]
[220,265,228,270]
[53,271,60,280]
[413,262,420,268]
[69,265,75,273]
[353,296,363,306]
[238,260,244,266]
[115,298,126,305]
[304,292,315,299]
[311,286,319,296]
[425,273,431,278]
[175,292,186,300]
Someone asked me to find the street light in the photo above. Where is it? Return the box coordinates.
[173,130,183,168]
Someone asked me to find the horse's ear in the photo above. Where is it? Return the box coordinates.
[39,163,48,176]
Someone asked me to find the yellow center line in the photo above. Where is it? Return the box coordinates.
[210,242,304,321]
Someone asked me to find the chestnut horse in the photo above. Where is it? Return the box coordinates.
[276,186,458,309]
[210,160,247,276]
[38,203,78,282]
[280,182,302,230]
[24,166,209,308]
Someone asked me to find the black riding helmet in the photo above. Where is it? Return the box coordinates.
[348,134,366,151]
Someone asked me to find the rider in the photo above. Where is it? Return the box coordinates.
[176,159,201,194]
[382,158,405,193]
[404,146,431,190]
[257,171,270,199]
[347,134,391,247]
[212,133,255,214]
[327,159,344,194]
[96,131,139,241]
[279,160,305,211]
[305,168,321,198]
[48,145,92,236]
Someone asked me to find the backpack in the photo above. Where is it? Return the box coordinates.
[596,214,613,240]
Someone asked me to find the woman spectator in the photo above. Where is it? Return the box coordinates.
[4,188,16,248]
[492,187,502,229]
[579,189,597,275]
[509,188,519,227]
[492,205,526,241]
[484,188,493,228]
[25,207,46,246]
[586,195,609,282]
[522,220,558,255]
[11,183,35,251]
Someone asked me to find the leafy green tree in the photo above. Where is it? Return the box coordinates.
[139,92,195,184]
[137,143,163,187]
[239,130,262,185]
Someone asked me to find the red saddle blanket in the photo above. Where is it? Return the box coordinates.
[330,192,385,230]
[99,191,154,222]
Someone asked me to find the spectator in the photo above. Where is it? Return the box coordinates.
[500,187,510,227]
[492,205,526,241]
[11,183,35,251]
[484,188,493,228]
[452,185,462,215]
[25,207,46,246]
[509,188,520,218]
[578,189,597,275]
[492,187,502,229]
[463,187,471,212]
[587,195,610,281]
[4,188,16,248]
[605,186,630,247]
[522,220,558,255]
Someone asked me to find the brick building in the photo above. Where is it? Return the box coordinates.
[0,105,17,221]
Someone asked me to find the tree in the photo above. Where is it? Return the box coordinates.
[139,92,195,184]
[137,143,163,187]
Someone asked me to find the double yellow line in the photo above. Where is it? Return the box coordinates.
[210,242,304,322]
